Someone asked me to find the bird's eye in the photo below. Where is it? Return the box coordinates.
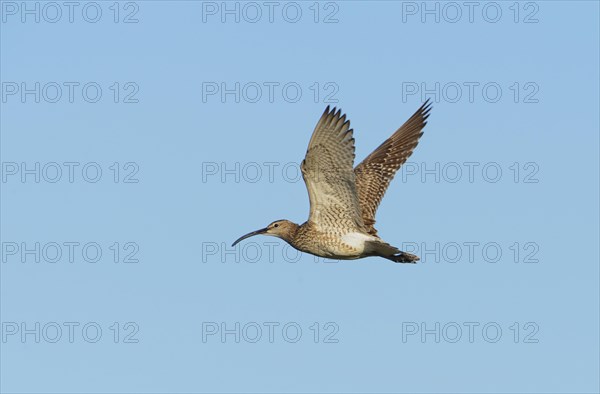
[274,224,279,228]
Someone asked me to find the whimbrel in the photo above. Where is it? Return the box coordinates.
[233,101,432,263]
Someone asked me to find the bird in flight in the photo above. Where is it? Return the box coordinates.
[233,101,431,263]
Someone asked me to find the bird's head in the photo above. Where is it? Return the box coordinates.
[232,219,299,246]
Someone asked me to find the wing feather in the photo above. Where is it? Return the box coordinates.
[301,106,364,232]
[354,101,432,235]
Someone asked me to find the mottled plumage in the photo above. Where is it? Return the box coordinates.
[355,101,432,235]
[233,101,431,263]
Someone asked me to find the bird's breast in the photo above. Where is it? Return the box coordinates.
[294,229,376,259]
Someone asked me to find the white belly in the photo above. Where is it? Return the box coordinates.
[296,227,380,259]
[327,232,378,257]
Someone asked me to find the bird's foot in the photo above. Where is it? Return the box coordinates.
[387,251,420,264]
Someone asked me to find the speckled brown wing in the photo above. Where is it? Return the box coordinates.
[301,106,365,232]
[354,101,432,236]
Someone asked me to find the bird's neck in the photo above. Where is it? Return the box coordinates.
[279,222,301,245]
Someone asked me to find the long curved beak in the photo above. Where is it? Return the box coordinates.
[232,227,268,247]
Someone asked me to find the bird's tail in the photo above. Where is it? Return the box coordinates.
[384,251,420,263]
[366,241,420,264]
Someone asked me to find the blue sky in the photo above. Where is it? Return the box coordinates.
[1,1,599,393]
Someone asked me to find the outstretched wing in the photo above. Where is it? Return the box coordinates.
[354,101,432,235]
[301,106,365,232]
